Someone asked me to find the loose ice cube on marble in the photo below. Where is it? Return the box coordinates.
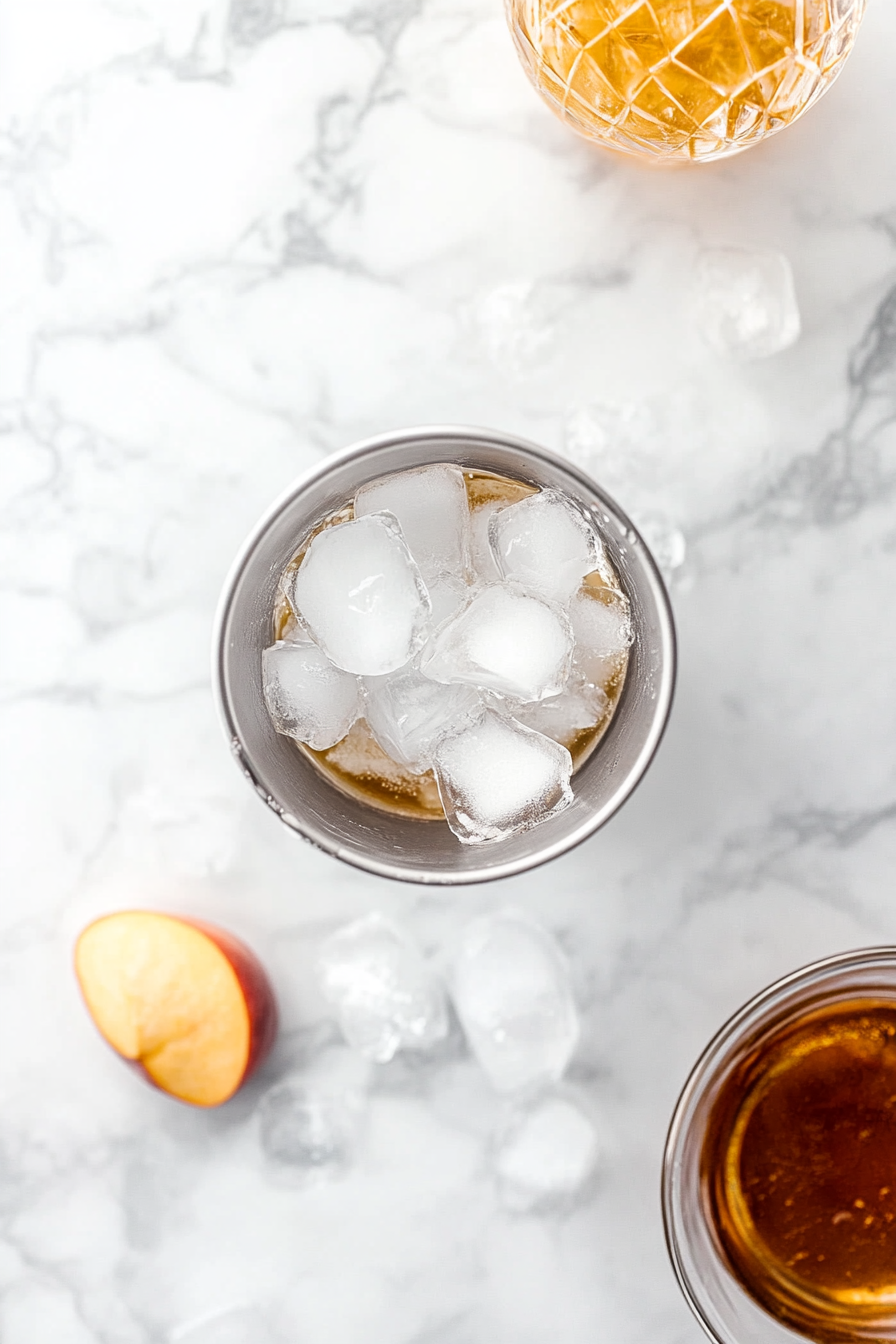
[433,710,573,845]
[420,586,572,702]
[287,513,430,676]
[694,247,801,360]
[569,591,633,690]
[465,280,552,377]
[451,909,579,1091]
[494,1095,598,1213]
[512,682,609,747]
[354,463,470,585]
[318,913,448,1063]
[363,669,481,773]
[636,512,687,582]
[262,640,361,750]
[490,489,608,602]
[258,1053,367,1176]
[259,1084,358,1171]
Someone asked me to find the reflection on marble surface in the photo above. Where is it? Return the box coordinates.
[1,0,896,1340]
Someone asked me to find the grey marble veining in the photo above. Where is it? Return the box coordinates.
[2,1,896,1341]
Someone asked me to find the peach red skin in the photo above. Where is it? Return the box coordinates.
[188,916,279,1085]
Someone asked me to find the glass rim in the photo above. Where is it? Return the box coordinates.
[661,944,896,1344]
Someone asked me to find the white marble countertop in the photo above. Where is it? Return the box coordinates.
[2,1,896,1340]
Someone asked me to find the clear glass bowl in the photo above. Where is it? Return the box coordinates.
[506,0,867,163]
[662,947,896,1344]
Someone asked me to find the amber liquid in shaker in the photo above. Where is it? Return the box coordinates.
[702,1000,896,1342]
[272,469,630,820]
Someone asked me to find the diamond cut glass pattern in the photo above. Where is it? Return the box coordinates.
[506,0,866,161]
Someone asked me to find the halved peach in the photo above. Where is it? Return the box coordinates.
[75,911,277,1107]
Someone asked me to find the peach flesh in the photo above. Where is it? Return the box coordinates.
[75,911,277,1107]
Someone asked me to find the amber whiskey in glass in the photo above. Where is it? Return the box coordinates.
[507,0,866,162]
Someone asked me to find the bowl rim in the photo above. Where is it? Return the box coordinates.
[212,423,677,884]
[661,944,896,1344]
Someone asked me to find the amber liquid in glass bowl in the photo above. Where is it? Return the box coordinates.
[702,999,896,1342]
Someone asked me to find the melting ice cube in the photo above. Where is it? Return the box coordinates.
[512,682,609,747]
[451,909,579,1091]
[694,247,801,360]
[426,573,470,629]
[469,499,505,584]
[494,1095,598,1213]
[354,463,470,585]
[260,1083,358,1171]
[262,639,361,750]
[490,488,608,602]
[363,669,481,773]
[465,279,552,378]
[433,710,573,845]
[258,1051,367,1176]
[318,913,448,1063]
[420,586,572,703]
[287,513,430,676]
[635,512,687,583]
[569,590,633,691]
